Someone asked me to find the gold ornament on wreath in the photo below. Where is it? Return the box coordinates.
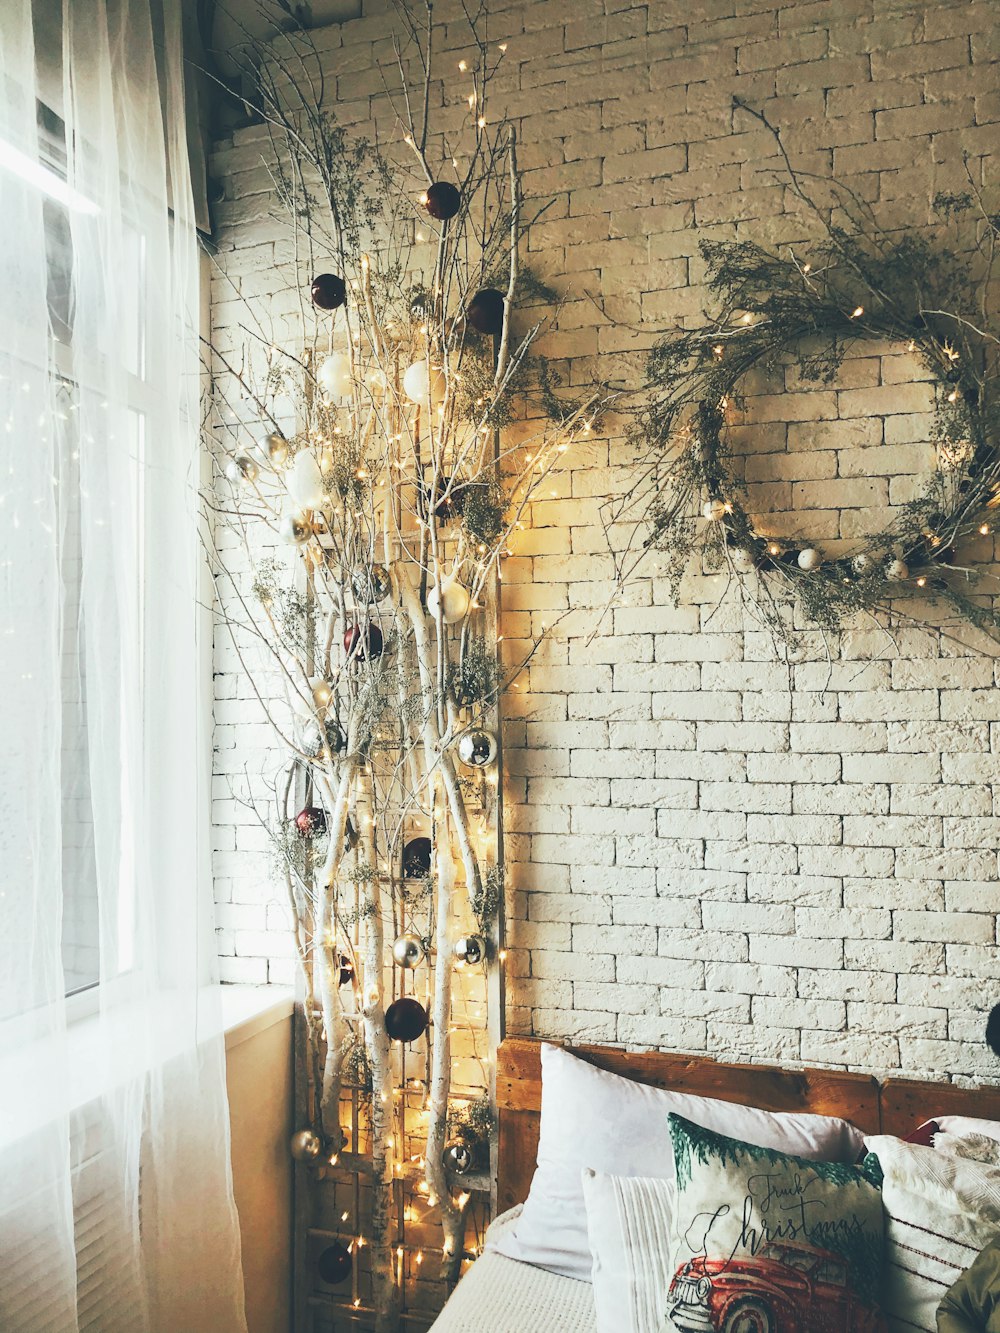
[619,100,999,647]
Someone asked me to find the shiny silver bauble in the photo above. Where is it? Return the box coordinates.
[279,513,312,545]
[352,564,391,604]
[289,1128,323,1161]
[442,1134,477,1175]
[457,729,497,769]
[453,934,486,966]
[224,454,258,485]
[392,933,425,969]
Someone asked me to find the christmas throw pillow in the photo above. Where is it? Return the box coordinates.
[667,1112,888,1333]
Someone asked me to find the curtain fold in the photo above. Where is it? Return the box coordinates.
[0,3,247,1330]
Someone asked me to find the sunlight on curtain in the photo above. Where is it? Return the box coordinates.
[0,2,247,1330]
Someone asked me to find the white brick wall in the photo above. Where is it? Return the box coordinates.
[210,0,1000,1082]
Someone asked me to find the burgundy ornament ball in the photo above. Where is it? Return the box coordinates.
[343,622,384,660]
[402,836,432,879]
[317,1241,353,1285]
[294,805,327,837]
[466,288,506,336]
[384,996,429,1044]
[310,272,347,311]
[423,181,461,221]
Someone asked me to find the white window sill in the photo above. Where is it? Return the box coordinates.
[218,984,295,1052]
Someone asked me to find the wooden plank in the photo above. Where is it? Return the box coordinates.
[880,1077,1000,1137]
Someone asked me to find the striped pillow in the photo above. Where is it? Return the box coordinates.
[864,1134,1000,1333]
[582,1168,673,1333]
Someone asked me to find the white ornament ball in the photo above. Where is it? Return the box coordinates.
[427,577,471,625]
[797,547,822,571]
[286,450,326,510]
[457,729,498,769]
[279,513,312,545]
[885,558,910,582]
[317,352,353,399]
[402,360,445,406]
[391,933,425,969]
[702,499,727,521]
[224,454,258,486]
[730,546,757,574]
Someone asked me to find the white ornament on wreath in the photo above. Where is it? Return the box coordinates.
[797,548,822,571]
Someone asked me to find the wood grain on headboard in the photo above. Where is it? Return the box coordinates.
[496,1038,881,1212]
[879,1077,1000,1137]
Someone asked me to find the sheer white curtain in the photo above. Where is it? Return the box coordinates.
[0,2,247,1330]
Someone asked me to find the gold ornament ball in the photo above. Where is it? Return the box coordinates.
[265,431,289,466]
[702,498,726,521]
[797,547,822,571]
[886,558,910,581]
[290,1128,323,1161]
[225,454,258,485]
[391,933,425,969]
[279,513,312,545]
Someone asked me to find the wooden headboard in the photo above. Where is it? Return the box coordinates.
[496,1037,1000,1212]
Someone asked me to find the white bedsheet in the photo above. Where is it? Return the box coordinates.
[429,1208,597,1332]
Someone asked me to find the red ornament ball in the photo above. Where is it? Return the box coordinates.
[294,805,327,837]
[384,996,429,1044]
[424,181,461,221]
[343,622,384,660]
[310,273,347,311]
[402,836,432,879]
[317,1241,352,1285]
[466,288,506,336]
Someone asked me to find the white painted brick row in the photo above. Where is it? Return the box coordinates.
[211,0,1000,1081]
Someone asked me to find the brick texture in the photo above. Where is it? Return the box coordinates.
[210,0,1000,1083]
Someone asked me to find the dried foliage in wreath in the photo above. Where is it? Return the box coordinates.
[616,103,999,649]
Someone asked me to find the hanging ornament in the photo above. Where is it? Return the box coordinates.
[392,933,425,969]
[729,546,758,574]
[442,1133,477,1175]
[402,836,432,879]
[422,472,464,523]
[402,359,445,406]
[797,547,822,571]
[289,1128,323,1161]
[339,955,355,987]
[427,577,471,625]
[224,454,258,486]
[423,181,461,221]
[279,513,312,545]
[384,996,429,1043]
[317,1241,353,1285]
[702,498,727,521]
[294,806,327,837]
[286,450,326,510]
[352,564,392,604]
[453,934,486,966]
[466,288,506,336]
[886,558,910,582]
[265,431,289,466]
[457,729,497,768]
[300,716,346,758]
[343,622,385,659]
[851,552,872,575]
[317,351,353,398]
[310,272,347,311]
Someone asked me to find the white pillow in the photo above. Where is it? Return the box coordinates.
[864,1133,1000,1333]
[489,1043,866,1282]
[936,1114,1000,1143]
[582,1169,672,1333]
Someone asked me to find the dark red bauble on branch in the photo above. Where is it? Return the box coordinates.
[317,1242,353,1285]
[402,836,432,879]
[310,272,347,311]
[384,996,429,1044]
[343,622,384,659]
[294,805,327,837]
[423,181,461,221]
[466,288,506,336]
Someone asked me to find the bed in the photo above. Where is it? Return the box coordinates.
[429,1037,1000,1332]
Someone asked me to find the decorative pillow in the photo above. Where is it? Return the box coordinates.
[864,1133,1000,1333]
[582,1168,673,1333]
[490,1044,867,1282]
[668,1113,887,1333]
[937,1234,1000,1333]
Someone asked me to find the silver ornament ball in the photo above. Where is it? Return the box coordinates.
[442,1135,476,1175]
[225,454,258,486]
[453,934,486,966]
[279,514,312,545]
[392,933,425,969]
[352,564,392,604]
[300,717,346,759]
[290,1128,323,1161]
[457,729,498,769]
